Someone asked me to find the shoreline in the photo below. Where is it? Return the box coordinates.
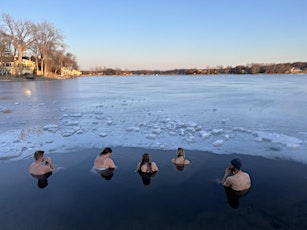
[0,74,79,82]
[0,74,58,82]
[1,73,306,82]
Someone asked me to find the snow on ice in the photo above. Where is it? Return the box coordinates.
[0,75,306,164]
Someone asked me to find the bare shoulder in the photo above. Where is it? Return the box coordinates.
[151,162,159,171]
[108,158,116,168]
[136,162,141,171]
[224,176,233,187]
[29,162,36,173]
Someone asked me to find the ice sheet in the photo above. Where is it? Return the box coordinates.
[1,75,306,164]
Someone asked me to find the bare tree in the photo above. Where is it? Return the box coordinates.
[63,52,78,70]
[31,20,64,76]
[1,14,35,75]
[49,49,67,75]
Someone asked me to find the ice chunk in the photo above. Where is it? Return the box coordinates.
[186,127,196,133]
[286,143,300,149]
[253,131,303,145]
[125,127,140,132]
[99,132,108,137]
[152,128,161,134]
[233,127,252,133]
[73,113,82,117]
[162,118,171,123]
[199,131,211,139]
[145,134,156,139]
[186,136,195,143]
[62,132,74,137]
[213,140,224,147]
[212,129,223,135]
[43,124,58,130]
[65,121,79,126]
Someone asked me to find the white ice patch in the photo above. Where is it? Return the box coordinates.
[145,134,156,139]
[213,140,224,147]
[253,131,303,148]
[99,132,108,137]
[1,76,307,165]
[199,130,211,139]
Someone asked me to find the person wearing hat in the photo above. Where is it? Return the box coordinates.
[222,158,251,191]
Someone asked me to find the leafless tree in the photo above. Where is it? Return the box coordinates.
[49,49,66,74]
[31,20,64,76]
[1,13,35,75]
[63,52,78,69]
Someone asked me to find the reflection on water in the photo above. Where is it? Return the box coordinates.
[95,168,115,180]
[1,148,307,229]
[224,186,250,209]
[30,172,52,189]
[173,164,186,171]
[138,171,157,186]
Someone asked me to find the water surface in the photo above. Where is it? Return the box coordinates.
[0,147,306,229]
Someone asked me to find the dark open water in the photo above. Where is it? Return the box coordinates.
[0,147,306,230]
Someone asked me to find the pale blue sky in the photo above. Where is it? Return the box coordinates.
[1,0,307,70]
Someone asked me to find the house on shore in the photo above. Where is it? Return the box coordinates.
[0,56,35,75]
[61,67,82,77]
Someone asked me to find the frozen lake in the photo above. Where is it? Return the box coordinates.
[0,75,307,164]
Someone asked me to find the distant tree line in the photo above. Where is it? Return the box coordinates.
[0,13,78,76]
[82,62,307,76]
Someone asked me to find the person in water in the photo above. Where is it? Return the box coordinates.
[171,147,190,166]
[222,158,251,191]
[29,150,54,175]
[94,147,116,169]
[136,153,159,173]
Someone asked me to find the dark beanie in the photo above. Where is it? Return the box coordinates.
[231,158,242,170]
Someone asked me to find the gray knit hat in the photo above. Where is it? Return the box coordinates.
[231,158,242,170]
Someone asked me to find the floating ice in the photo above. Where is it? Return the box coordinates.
[212,129,224,135]
[152,128,161,134]
[125,127,140,132]
[146,134,156,139]
[233,127,252,133]
[43,124,58,130]
[65,121,79,126]
[1,75,307,165]
[213,140,224,147]
[99,132,108,137]
[199,131,211,139]
[253,131,303,146]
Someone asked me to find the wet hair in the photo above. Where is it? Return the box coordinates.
[100,147,112,156]
[140,153,152,172]
[34,150,44,160]
[176,148,185,158]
